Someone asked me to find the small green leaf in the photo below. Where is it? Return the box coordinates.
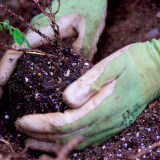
[8,25,13,35]
[13,28,24,46]
[22,34,31,49]
[0,24,3,31]
[3,19,12,35]
[3,19,9,28]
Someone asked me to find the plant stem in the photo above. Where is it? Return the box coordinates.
[53,0,60,16]
[0,41,59,74]
[32,0,60,40]
[0,42,56,57]
[0,3,53,45]
[0,22,15,30]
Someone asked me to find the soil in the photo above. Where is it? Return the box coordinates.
[0,0,160,159]
[8,44,92,114]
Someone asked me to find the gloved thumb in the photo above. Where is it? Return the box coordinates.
[63,44,133,108]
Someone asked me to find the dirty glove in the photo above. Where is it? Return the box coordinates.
[16,39,160,151]
[0,0,107,92]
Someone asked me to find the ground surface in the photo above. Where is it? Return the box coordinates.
[0,0,160,159]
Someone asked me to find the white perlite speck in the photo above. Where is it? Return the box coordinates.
[73,153,77,157]
[25,77,29,82]
[136,132,140,138]
[84,62,89,66]
[35,93,39,99]
[121,137,126,141]
[5,115,9,119]
[117,154,122,157]
[72,63,76,66]
[64,69,70,77]
[50,72,53,76]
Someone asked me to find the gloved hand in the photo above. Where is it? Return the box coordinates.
[16,39,160,151]
[0,0,107,95]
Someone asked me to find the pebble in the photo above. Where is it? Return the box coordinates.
[146,28,159,38]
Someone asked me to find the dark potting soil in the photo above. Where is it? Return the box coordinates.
[8,44,92,114]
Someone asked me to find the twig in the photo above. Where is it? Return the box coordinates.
[134,141,160,159]
[131,0,140,11]
[56,135,84,160]
[46,0,60,41]
[45,0,61,62]
[0,42,56,57]
[0,3,53,45]
[53,0,60,16]
[0,139,15,154]
[32,0,60,39]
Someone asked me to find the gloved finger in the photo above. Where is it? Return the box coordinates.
[24,128,116,152]
[58,14,85,54]
[63,44,134,108]
[16,80,116,134]
[25,138,57,153]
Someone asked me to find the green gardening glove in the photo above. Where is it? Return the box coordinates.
[16,39,160,151]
